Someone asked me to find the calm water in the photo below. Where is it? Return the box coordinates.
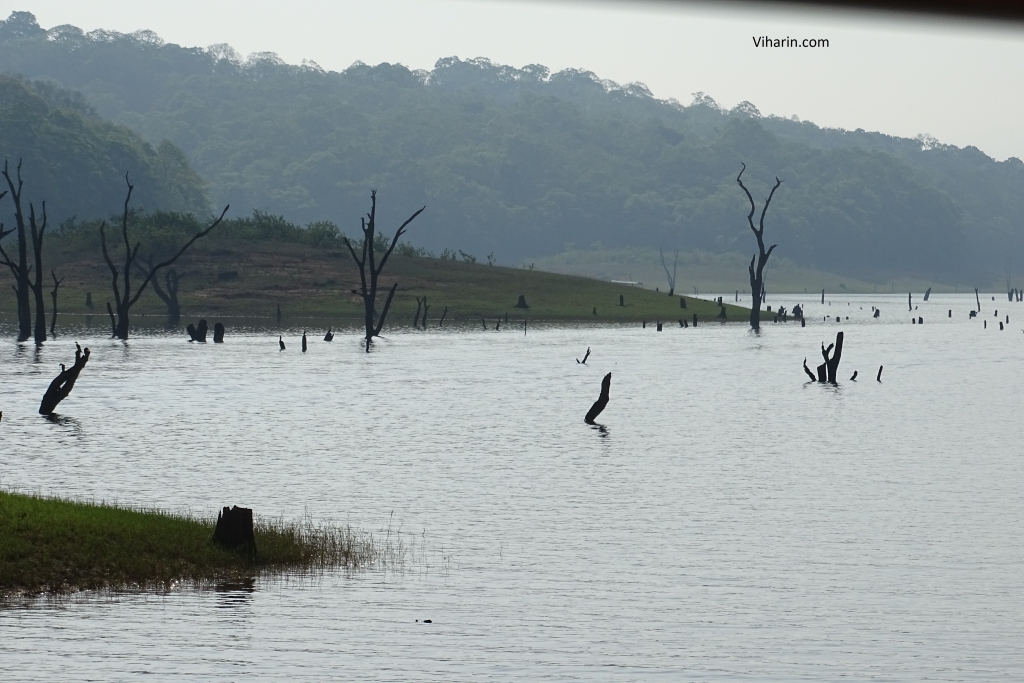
[2,293,1023,681]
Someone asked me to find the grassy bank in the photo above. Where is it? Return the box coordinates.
[532,247,978,296]
[0,238,760,325]
[0,491,398,597]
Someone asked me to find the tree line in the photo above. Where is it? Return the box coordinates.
[1,11,1022,284]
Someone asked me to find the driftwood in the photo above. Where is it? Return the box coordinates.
[214,322,225,343]
[212,506,256,556]
[584,373,611,424]
[39,342,90,415]
[577,347,591,364]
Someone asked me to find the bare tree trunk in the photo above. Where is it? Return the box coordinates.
[39,342,90,415]
[584,373,612,424]
[660,247,678,296]
[49,270,64,337]
[736,164,782,331]
[342,191,425,351]
[0,161,32,341]
[101,175,227,340]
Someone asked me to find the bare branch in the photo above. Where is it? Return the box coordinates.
[759,177,783,232]
[376,206,425,275]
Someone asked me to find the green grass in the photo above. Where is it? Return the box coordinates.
[0,491,400,597]
[1,238,762,325]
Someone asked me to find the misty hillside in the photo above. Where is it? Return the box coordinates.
[0,73,208,221]
[1,11,1022,284]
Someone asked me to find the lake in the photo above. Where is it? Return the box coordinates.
[2,292,1024,680]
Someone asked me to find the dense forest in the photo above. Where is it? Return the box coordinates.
[1,11,1022,283]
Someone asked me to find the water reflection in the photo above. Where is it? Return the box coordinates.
[214,578,256,609]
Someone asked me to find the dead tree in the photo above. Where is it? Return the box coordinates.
[802,358,816,381]
[439,307,448,327]
[101,175,227,340]
[413,296,423,326]
[39,342,90,415]
[585,373,612,424]
[660,247,678,295]
[0,161,32,341]
[49,271,64,337]
[342,191,425,352]
[0,161,51,342]
[736,164,782,331]
[577,347,591,364]
[214,322,225,343]
[811,331,845,384]
[135,255,183,327]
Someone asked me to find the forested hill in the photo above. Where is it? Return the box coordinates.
[1,11,1022,283]
[0,74,209,221]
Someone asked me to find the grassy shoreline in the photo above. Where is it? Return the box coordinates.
[0,491,398,598]
[0,239,764,325]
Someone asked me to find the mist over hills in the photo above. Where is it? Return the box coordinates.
[1,11,1021,284]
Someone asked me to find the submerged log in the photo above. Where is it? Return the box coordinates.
[584,373,612,424]
[213,322,225,343]
[212,505,257,556]
[39,342,90,415]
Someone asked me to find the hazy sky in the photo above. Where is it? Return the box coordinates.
[15,0,1024,160]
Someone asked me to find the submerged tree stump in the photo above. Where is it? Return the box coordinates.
[213,323,225,343]
[212,506,256,556]
[584,373,612,424]
[324,328,334,341]
[187,319,208,342]
[39,342,90,415]
[680,297,686,309]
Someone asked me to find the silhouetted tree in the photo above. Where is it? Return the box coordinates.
[0,161,33,341]
[135,255,183,327]
[100,175,227,339]
[49,270,63,337]
[660,247,678,296]
[342,191,425,351]
[736,164,782,331]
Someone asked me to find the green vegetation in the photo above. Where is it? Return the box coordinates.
[0,490,398,596]
[0,73,209,219]
[2,11,1021,286]
[3,209,759,324]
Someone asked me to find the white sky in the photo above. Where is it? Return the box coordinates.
[12,0,1024,160]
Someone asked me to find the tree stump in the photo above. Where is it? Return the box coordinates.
[302,331,308,352]
[39,343,90,415]
[680,297,686,309]
[656,321,663,331]
[324,328,334,341]
[515,295,529,309]
[213,322,225,343]
[187,319,208,342]
[619,295,624,307]
[212,506,257,556]
[692,314,698,327]
[584,373,611,424]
